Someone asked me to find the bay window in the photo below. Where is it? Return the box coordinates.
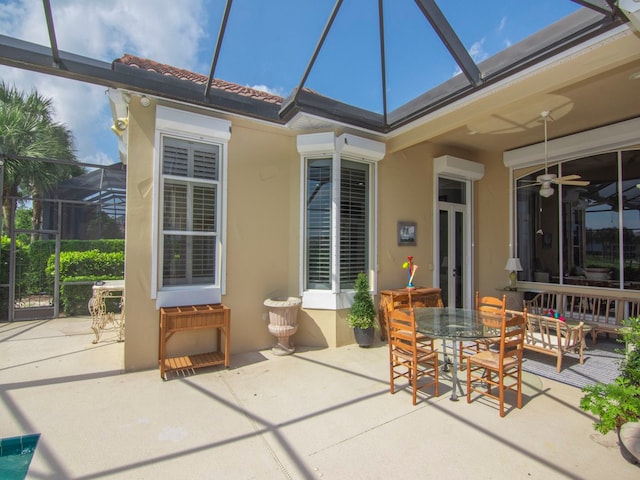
[298,133,384,309]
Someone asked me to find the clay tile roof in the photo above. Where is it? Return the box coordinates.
[115,54,284,105]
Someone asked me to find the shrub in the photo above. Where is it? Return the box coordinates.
[346,273,377,329]
[46,249,124,279]
[580,379,640,434]
[46,250,124,315]
[0,236,28,320]
[580,316,640,434]
[60,275,123,315]
[24,239,124,295]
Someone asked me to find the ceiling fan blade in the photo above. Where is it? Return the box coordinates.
[555,174,581,182]
[555,180,590,186]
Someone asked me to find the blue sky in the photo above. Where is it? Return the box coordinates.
[0,0,581,165]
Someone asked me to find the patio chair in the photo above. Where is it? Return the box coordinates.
[466,313,525,417]
[459,292,506,368]
[384,291,435,347]
[387,307,440,405]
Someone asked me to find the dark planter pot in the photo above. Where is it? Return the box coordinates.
[353,326,375,348]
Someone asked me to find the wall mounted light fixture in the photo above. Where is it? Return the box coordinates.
[111,117,128,137]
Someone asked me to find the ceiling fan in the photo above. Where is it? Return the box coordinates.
[525,111,590,197]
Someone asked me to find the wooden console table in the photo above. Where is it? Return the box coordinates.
[378,287,443,340]
[159,304,230,380]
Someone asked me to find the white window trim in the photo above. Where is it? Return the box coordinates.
[152,106,231,308]
[297,132,384,310]
[432,156,484,308]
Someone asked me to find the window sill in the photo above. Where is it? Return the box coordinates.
[156,285,221,309]
[302,290,354,310]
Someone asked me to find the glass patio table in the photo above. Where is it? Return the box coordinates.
[411,307,503,401]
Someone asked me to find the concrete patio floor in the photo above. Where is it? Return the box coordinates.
[1,316,639,479]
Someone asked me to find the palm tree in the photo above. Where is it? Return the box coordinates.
[0,81,82,236]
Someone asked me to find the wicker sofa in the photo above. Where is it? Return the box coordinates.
[524,291,640,345]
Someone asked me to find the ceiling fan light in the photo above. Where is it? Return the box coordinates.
[539,186,554,197]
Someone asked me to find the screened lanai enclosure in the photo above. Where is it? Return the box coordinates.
[0,158,125,321]
[0,3,638,313]
[515,149,640,291]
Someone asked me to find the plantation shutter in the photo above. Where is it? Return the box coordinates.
[306,159,332,289]
[161,137,219,286]
[339,160,368,289]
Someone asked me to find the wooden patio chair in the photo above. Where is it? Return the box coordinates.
[459,291,506,368]
[387,307,440,405]
[466,313,526,417]
[382,291,439,347]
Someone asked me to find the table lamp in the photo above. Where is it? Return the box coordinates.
[504,257,523,290]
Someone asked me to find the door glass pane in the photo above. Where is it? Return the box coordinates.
[622,150,640,290]
[454,211,464,308]
[438,177,466,204]
[439,210,449,306]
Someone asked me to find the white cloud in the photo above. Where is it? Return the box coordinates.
[0,0,214,163]
[497,16,511,48]
[0,0,208,71]
[248,84,286,97]
[452,38,488,77]
[468,39,488,63]
[498,16,507,33]
[83,150,115,167]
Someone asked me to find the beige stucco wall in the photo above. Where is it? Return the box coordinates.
[377,143,437,291]
[123,102,381,370]
[376,144,511,303]
[121,98,514,371]
[474,151,511,297]
[123,100,158,371]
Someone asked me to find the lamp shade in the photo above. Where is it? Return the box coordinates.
[504,258,523,272]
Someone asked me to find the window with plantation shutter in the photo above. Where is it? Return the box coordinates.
[298,132,382,309]
[304,155,373,293]
[160,137,219,287]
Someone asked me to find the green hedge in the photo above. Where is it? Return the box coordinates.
[61,276,123,316]
[0,237,28,321]
[47,249,124,279]
[0,238,124,318]
[25,240,124,294]
[45,250,124,314]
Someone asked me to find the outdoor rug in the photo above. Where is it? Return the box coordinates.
[521,338,624,389]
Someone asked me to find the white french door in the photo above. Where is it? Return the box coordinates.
[436,177,472,308]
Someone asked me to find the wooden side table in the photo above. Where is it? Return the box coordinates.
[378,287,443,340]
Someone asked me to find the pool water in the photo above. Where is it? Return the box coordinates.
[0,434,40,479]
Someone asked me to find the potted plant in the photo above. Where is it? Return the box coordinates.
[347,272,377,347]
[580,316,640,461]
